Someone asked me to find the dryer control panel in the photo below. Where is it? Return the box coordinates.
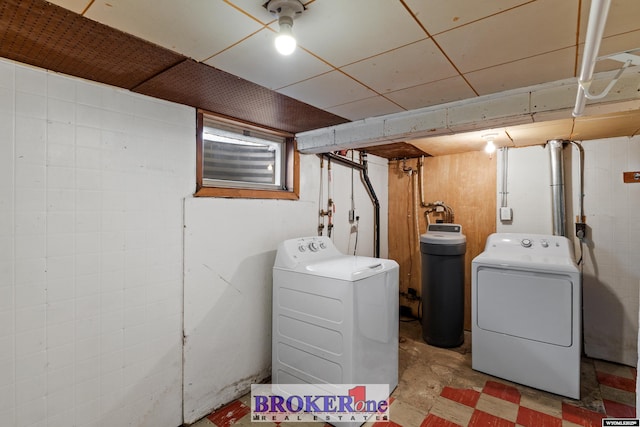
[274,236,342,270]
[486,233,569,253]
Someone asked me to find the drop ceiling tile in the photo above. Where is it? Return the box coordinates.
[82,0,263,61]
[292,0,426,67]
[227,0,277,25]
[465,48,576,95]
[205,29,332,90]
[404,0,530,35]
[385,76,476,110]
[47,0,91,13]
[579,0,640,43]
[434,0,578,73]
[341,38,457,94]
[325,96,404,121]
[277,70,378,109]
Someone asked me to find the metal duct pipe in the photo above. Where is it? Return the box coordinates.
[548,140,567,236]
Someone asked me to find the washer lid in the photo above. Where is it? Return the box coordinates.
[420,223,466,245]
[304,256,398,281]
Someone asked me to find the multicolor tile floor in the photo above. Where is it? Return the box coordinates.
[191,323,637,427]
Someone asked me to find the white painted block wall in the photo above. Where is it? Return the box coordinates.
[578,137,640,367]
[496,139,640,367]
[0,57,390,426]
[182,152,389,424]
[0,59,194,427]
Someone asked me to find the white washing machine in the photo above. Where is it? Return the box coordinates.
[272,236,399,391]
[472,233,581,399]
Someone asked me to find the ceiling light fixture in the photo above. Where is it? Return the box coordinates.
[482,133,498,155]
[266,0,305,56]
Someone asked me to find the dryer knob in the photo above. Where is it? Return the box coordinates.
[521,239,532,248]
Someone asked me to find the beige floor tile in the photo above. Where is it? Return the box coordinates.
[428,395,474,426]
[475,393,519,422]
[519,391,563,418]
[387,399,428,427]
[594,360,636,379]
[600,384,637,406]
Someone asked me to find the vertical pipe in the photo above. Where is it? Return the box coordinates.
[549,140,567,236]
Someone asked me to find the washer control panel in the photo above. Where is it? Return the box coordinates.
[298,240,327,253]
[275,236,342,269]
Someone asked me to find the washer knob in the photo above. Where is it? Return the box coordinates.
[308,242,319,252]
[541,240,549,248]
[298,244,306,252]
[521,239,532,248]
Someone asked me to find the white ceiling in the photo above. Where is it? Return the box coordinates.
[48,0,640,153]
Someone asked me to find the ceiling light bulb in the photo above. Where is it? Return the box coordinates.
[485,140,496,154]
[275,21,296,55]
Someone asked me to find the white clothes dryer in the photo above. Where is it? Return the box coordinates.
[272,236,399,391]
[472,233,581,399]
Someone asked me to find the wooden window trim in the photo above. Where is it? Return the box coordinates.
[195,110,300,200]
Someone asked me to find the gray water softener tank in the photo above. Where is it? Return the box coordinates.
[420,223,466,348]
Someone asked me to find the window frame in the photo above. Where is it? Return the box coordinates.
[195,110,299,200]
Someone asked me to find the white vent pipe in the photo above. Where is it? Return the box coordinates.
[573,0,612,116]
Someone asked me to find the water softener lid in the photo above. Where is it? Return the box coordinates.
[420,223,466,245]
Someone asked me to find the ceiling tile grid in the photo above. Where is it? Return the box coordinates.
[44,0,640,121]
[464,48,578,96]
[385,76,477,112]
[12,0,640,157]
[288,0,427,68]
[203,27,333,90]
[83,0,264,62]
[341,38,459,95]
[432,0,579,74]
[404,0,533,36]
[277,70,379,110]
[325,95,404,122]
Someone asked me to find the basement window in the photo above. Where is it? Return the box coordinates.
[195,111,299,199]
